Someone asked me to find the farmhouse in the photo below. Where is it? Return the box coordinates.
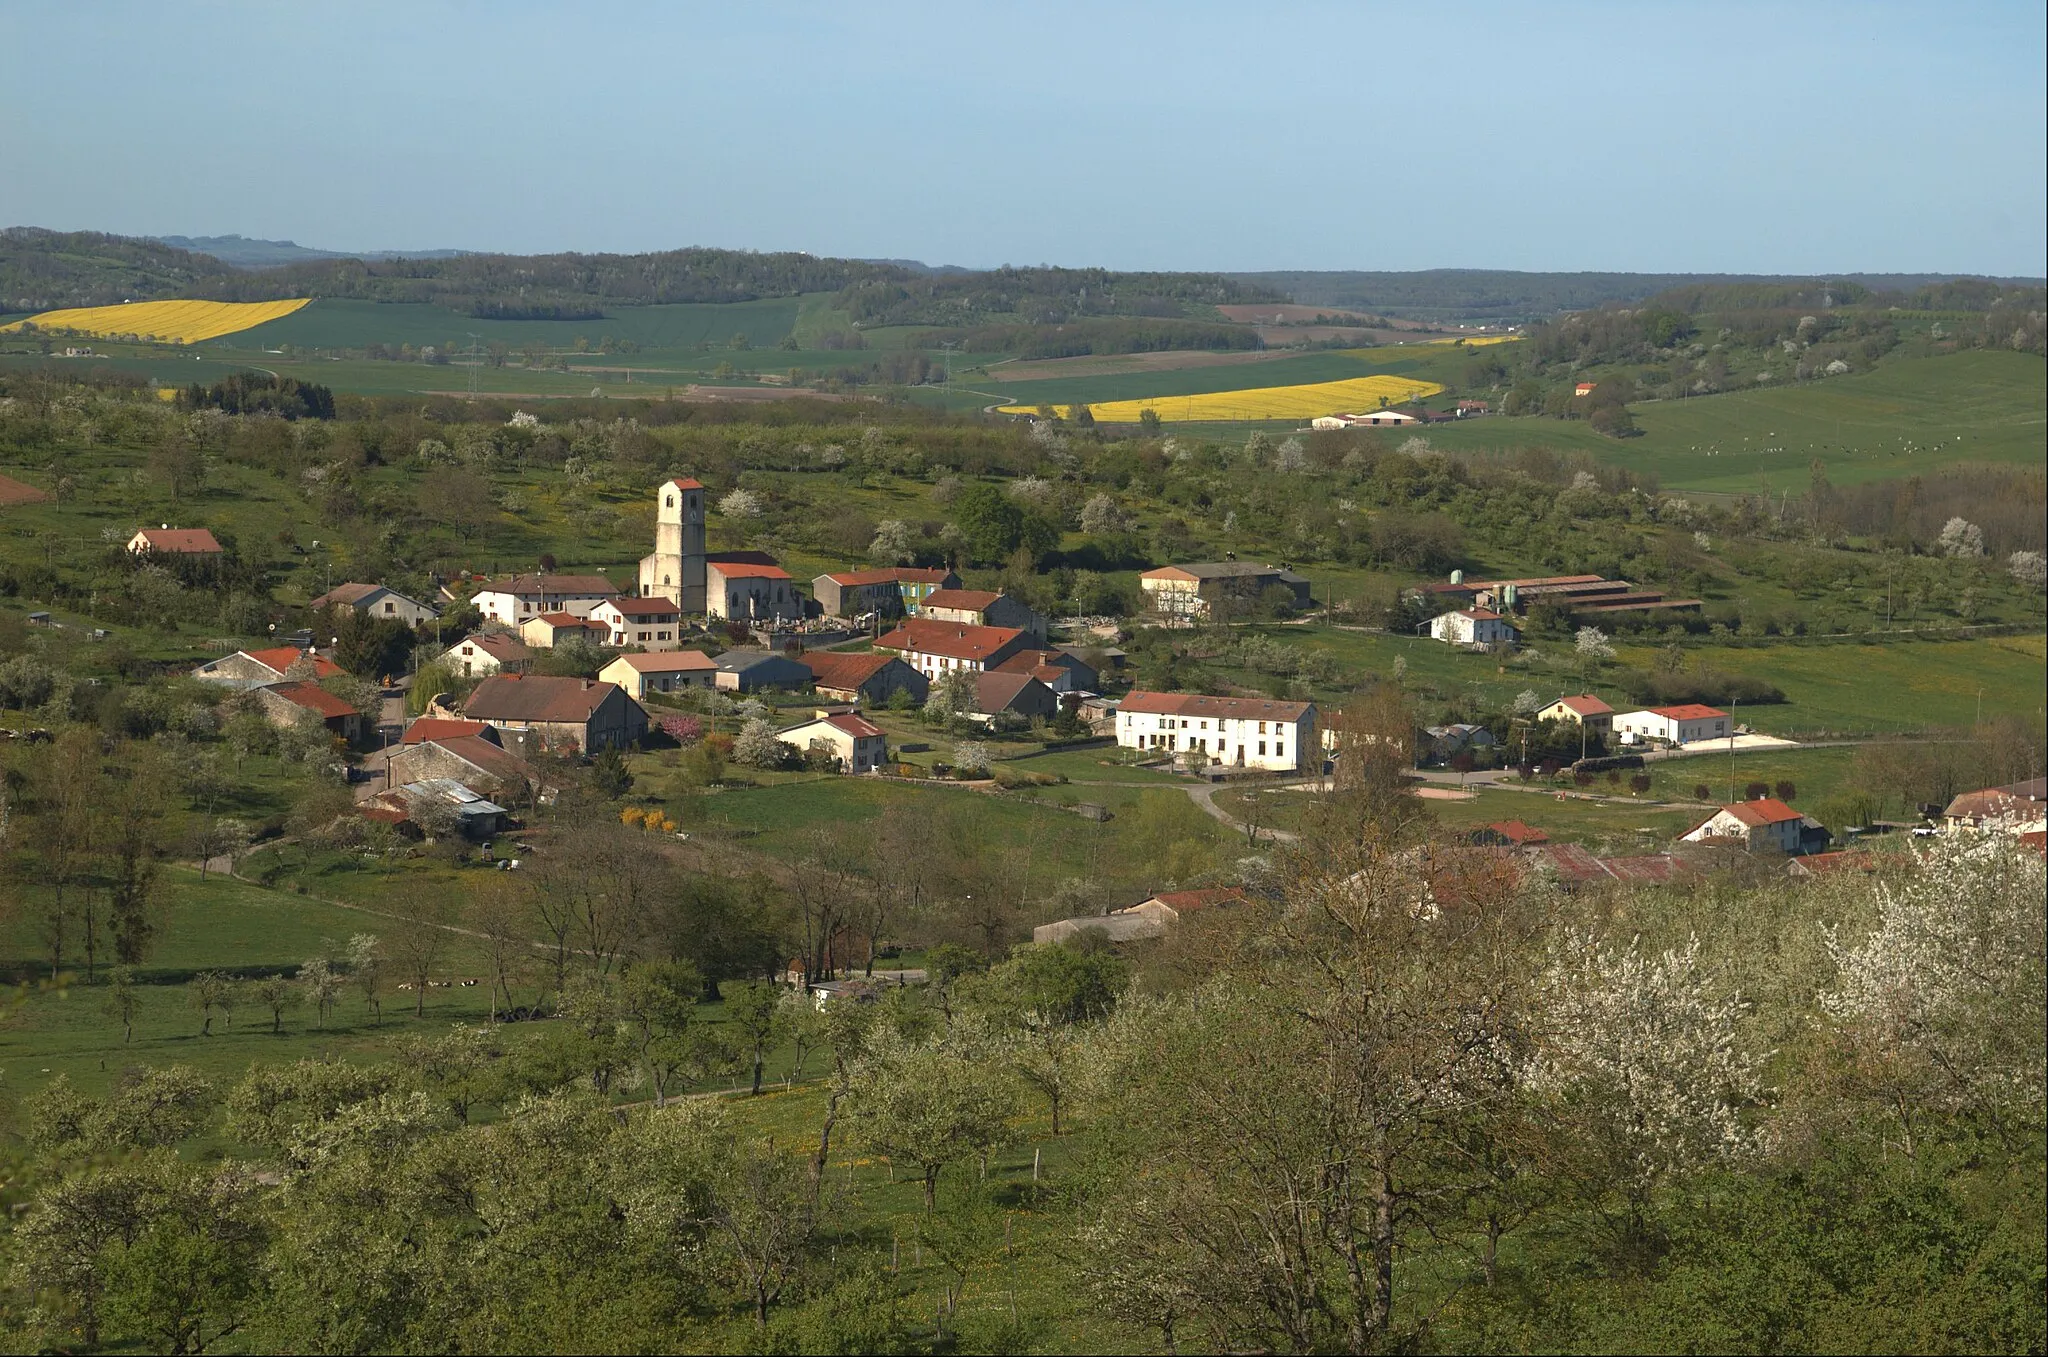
[375,779,509,839]
[446,632,531,677]
[1116,691,1316,772]
[590,596,683,650]
[1940,778,2047,836]
[599,650,718,699]
[254,681,363,743]
[1427,607,1519,648]
[519,612,610,650]
[402,717,491,744]
[990,647,1098,694]
[713,649,813,692]
[873,618,1032,679]
[812,566,960,618]
[1423,724,1497,761]
[707,554,803,622]
[1682,798,1826,855]
[309,582,439,626]
[470,572,619,626]
[127,526,222,556]
[778,712,888,773]
[460,673,648,754]
[1140,562,1312,620]
[917,589,1046,641]
[801,650,930,705]
[193,646,342,687]
[1614,704,1729,746]
[1537,694,1614,734]
[972,672,1059,725]
[388,733,534,802]
[1034,887,1244,944]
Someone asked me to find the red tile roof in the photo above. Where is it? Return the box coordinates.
[309,582,382,607]
[974,671,1052,712]
[922,588,1004,612]
[1486,819,1550,845]
[802,650,899,689]
[243,647,343,679]
[822,712,884,739]
[1645,704,1728,721]
[403,718,490,745]
[268,681,358,719]
[875,619,1026,663]
[133,527,222,553]
[1458,607,1505,621]
[532,611,605,629]
[1720,798,1802,827]
[707,560,792,581]
[406,733,532,782]
[1550,695,1613,717]
[463,674,623,724]
[1119,690,1312,721]
[1793,851,1877,874]
[665,477,704,491]
[611,650,717,673]
[457,633,532,662]
[600,596,683,617]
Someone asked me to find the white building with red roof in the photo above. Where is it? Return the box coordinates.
[590,595,684,650]
[193,646,344,687]
[598,650,718,699]
[470,572,620,626]
[127,526,223,556]
[873,618,1032,678]
[1536,694,1615,734]
[918,588,1045,641]
[446,632,532,677]
[1115,690,1316,771]
[1428,606,1520,648]
[1681,798,1810,854]
[1614,703,1730,746]
[706,553,802,622]
[778,711,888,773]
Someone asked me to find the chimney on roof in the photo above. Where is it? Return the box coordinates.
[581,678,592,690]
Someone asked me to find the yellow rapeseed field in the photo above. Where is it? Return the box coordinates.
[999,373,1446,423]
[0,298,311,344]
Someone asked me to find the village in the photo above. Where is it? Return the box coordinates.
[119,476,2046,995]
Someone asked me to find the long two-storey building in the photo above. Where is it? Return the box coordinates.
[1115,690,1317,772]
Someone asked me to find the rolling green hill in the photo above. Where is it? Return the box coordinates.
[238,296,804,351]
[1423,349,2046,493]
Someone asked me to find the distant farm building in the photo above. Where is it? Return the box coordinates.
[1140,562,1311,620]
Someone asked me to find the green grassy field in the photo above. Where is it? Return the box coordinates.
[1424,350,2046,493]
[1221,624,2046,738]
[237,296,805,351]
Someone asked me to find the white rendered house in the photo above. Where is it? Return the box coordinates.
[1115,690,1316,772]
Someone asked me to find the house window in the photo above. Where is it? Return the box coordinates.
[1259,741,1268,756]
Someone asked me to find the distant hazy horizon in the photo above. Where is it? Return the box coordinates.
[3,1,2042,276]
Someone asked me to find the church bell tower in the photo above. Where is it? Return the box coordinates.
[638,478,706,612]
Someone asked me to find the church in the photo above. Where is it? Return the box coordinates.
[638,479,804,622]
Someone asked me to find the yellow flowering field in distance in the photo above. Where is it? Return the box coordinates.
[0,298,312,344]
[999,373,1446,423]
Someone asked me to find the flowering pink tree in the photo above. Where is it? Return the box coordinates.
[661,715,703,746]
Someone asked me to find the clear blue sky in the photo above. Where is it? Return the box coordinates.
[3,1,2042,275]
